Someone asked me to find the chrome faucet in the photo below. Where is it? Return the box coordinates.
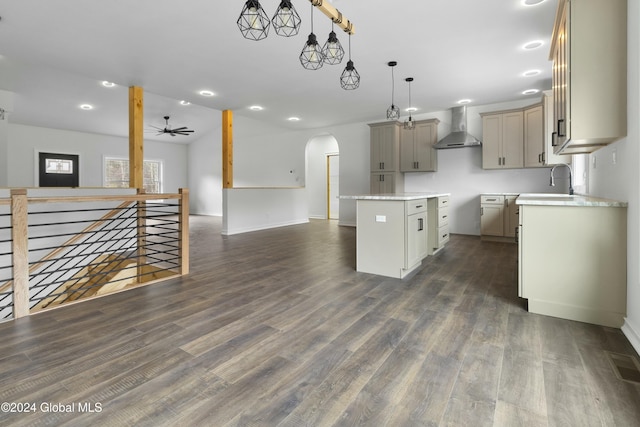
[550,163,574,195]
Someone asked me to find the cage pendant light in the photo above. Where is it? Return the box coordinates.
[404,77,415,129]
[300,4,324,70]
[237,0,270,41]
[340,34,360,90]
[272,0,302,37]
[322,22,345,65]
[386,61,400,120]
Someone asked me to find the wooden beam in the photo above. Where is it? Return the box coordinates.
[129,86,144,189]
[10,189,29,318]
[222,110,233,189]
[310,0,355,35]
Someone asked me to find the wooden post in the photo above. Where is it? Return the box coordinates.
[10,189,29,318]
[136,188,147,283]
[179,188,190,275]
[129,86,144,189]
[222,110,233,189]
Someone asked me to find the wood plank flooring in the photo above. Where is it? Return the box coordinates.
[0,216,639,426]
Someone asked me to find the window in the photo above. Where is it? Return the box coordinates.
[104,158,163,194]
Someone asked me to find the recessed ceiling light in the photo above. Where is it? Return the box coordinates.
[101,81,116,88]
[523,0,546,5]
[522,89,540,95]
[249,105,264,111]
[523,69,541,77]
[199,90,215,97]
[523,40,544,50]
[179,100,191,106]
[457,99,472,105]
[405,107,418,112]
[79,104,94,110]
[288,117,300,122]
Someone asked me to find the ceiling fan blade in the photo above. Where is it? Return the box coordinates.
[172,126,187,131]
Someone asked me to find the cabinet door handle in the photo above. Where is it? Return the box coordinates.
[415,205,423,209]
[551,131,558,147]
[442,215,448,219]
[557,119,565,138]
[542,152,546,164]
[380,174,385,182]
[481,207,484,215]
[502,156,506,165]
[538,153,542,163]
[498,157,502,166]
[442,233,448,239]
[418,218,424,231]
[380,162,384,170]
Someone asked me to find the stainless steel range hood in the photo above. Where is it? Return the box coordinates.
[434,105,482,149]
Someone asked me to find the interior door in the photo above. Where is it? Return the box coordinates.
[39,152,79,187]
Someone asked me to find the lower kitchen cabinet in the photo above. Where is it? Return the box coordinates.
[518,199,627,327]
[356,198,428,279]
[480,194,518,241]
[427,196,450,254]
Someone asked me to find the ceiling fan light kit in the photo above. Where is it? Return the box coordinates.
[238,0,358,90]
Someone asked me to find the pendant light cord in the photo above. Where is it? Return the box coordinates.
[391,66,395,106]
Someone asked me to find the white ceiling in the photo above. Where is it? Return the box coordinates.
[0,0,557,143]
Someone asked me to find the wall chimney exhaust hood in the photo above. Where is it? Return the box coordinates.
[434,105,482,149]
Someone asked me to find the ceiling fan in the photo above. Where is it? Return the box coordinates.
[151,116,195,137]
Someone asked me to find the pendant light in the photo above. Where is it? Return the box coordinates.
[340,34,360,90]
[321,22,345,65]
[237,0,270,41]
[300,3,324,70]
[272,0,301,37]
[386,61,400,120]
[404,77,415,129]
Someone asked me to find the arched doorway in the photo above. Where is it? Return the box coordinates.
[305,134,339,220]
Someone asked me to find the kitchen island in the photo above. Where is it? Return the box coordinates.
[341,193,450,279]
[516,193,627,327]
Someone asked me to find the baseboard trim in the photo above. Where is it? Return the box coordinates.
[622,318,640,355]
[222,219,309,235]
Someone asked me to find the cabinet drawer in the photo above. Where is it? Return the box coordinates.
[436,225,450,247]
[481,195,504,205]
[437,207,449,227]
[438,196,450,208]
[407,199,428,215]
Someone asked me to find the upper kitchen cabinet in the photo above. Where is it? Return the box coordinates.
[523,104,544,168]
[481,110,524,169]
[549,0,627,155]
[400,119,439,172]
[369,121,404,193]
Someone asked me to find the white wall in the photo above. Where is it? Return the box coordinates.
[589,0,640,353]
[188,127,223,216]
[306,134,339,219]
[7,124,188,191]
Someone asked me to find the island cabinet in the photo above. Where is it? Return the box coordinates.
[356,198,427,279]
[399,119,439,172]
[517,194,627,327]
[481,110,523,169]
[427,196,449,255]
[549,0,627,154]
[369,121,404,193]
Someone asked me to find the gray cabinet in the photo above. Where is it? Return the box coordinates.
[427,196,450,255]
[549,0,627,154]
[481,111,523,169]
[369,121,404,193]
[400,119,439,172]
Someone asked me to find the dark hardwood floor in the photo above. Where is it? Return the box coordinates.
[0,216,639,426]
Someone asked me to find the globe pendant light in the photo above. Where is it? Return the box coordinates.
[300,4,324,70]
[237,0,270,41]
[322,22,345,65]
[404,77,415,129]
[340,34,360,90]
[386,61,400,120]
[272,0,301,37]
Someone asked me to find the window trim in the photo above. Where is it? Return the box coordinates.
[103,156,164,193]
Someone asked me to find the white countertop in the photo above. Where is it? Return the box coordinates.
[516,193,627,207]
[340,192,450,201]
